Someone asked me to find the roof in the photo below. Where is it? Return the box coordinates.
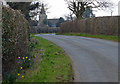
[48,19,59,25]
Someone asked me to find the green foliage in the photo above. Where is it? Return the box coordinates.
[16,35,74,82]
[29,42,37,50]
[29,2,39,10]
[7,2,40,20]
[43,19,55,27]
[2,6,29,82]
[48,20,52,27]
[2,36,37,83]
[31,20,38,26]
[2,73,17,83]
[43,19,48,25]
[37,27,60,33]
[56,17,65,27]
[7,2,31,20]
[20,55,33,69]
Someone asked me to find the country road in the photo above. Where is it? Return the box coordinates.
[35,34,118,82]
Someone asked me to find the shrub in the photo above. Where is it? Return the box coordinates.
[2,6,29,82]
[60,16,119,36]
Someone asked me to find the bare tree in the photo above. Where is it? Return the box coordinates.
[65,0,114,19]
[64,12,74,21]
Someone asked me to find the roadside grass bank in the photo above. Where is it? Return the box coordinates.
[16,34,74,82]
[32,33,55,34]
[56,33,119,42]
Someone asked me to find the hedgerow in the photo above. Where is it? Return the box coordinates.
[2,6,29,82]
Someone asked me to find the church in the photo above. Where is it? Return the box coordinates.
[38,4,47,26]
[38,4,59,28]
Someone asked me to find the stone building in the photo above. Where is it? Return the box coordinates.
[38,4,47,26]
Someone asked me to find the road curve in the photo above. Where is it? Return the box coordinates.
[35,34,118,82]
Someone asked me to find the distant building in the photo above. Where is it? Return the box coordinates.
[38,4,47,26]
[48,19,59,27]
[83,7,95,18]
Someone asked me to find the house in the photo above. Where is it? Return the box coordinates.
[48,19,59,27]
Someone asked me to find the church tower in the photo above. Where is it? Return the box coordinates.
[38,4,47,26]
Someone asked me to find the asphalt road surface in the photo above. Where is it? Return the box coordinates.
[35,34,118,82]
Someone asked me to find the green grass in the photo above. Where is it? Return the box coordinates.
[16,34,73,82]
[32,33,55,34]
[56,33,119,42]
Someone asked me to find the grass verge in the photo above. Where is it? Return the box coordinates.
[56,33,119,42]
[16,34,73,82]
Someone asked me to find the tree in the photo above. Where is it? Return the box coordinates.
[48,21,52,27]
[82,6,95,18]
[7,2,40,21]
[56,17,65,27]
[64,12,74,21]
[7,2,41,40]
[43,19,48,25]
[65,0,113,19]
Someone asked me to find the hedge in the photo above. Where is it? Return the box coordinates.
[60,16,119,36]
[2,6,29,81]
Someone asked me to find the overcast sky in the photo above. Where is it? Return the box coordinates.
[3,0,120,19]
[42,0,120,19]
